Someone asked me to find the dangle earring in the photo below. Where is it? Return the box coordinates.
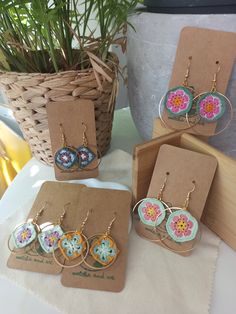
[135,172,170,228]
[53,210,91,268]
[160,56,194,118]
[165,181,198,243]
[77,122,100,170]
[54,123,79,171]
[83,213,119,270]
[37,203,70,255]
[8,202,48,253]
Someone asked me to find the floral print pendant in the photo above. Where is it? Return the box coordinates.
[166,210,198,243]
[196,92,225,122]
[12,222,37,249]
[164,86,193,117]
[90,235,119,267]
[55,147,78,170]
[38,225,64,254]
[77,146,96,168]
[58,231,87,261]
[138,198,166,227]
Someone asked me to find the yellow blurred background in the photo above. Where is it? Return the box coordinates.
[0,121,31,198]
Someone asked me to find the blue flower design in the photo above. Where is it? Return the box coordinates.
[55,147,77,169]
[61,234,83,258]
[93,239,116,264]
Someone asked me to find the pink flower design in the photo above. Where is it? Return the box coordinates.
[170,214,194,238]
[166,89,190,114]
[141,202,161,222]
[199,95,221,120]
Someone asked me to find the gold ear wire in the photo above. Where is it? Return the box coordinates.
[59,123,67,146]
[183,56,192,87]
[82,122,88,147]
[105,212,117,237]
[80,209,92,232]
[33,201,49,224]
[157,172,169,201]
[58,202,70,225]
[211,61,221,92]
[183,181,196,210]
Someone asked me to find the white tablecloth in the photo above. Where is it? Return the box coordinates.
[0,108,236,314]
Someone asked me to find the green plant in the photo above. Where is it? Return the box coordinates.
[0,0,140,73]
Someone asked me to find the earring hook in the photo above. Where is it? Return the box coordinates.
[82,122,88,147]
[183,56,192,87]
[183,181,196,210]
[105,212,117,237]
[158,172,169,201]
[33,201,49,224]
[58,202,70,225]
[211,61,221,92]
[80,209,92,232]
[59,123,66,146]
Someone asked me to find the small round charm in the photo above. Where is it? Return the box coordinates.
[196,92,225,122]
[164,86,193,117]
[54,147,78,171]
[138,198,166,227]
[166,209,198,243]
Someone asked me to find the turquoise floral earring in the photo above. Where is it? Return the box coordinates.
[163,57,194,117]
[136,172,170,228]
[165,181,198,243]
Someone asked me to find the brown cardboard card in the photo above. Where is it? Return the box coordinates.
[7,181,86,274]
[134,144,217,256]
[46,100,99,181]
[61,187,132,292]
[160,27,236,137]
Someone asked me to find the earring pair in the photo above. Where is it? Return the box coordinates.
[160,58,232,132]
[8,202,69,255]
[55,122,100,172]
[53,211,119,270]
[134,173,199,244]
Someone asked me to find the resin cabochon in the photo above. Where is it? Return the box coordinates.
[58,231,86,261]
[196,92,226,122]
[166,209,199,243]
[38,225,64,254]
[138,198,166,227]
[164,86,193,117]
[55,147,78,170]
[12,222,37,249]
[90,236,119,267]
[77,146,96,168]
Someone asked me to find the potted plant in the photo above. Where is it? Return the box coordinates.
[0,0,139,165]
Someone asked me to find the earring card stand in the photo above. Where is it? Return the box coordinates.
[46,99,99,181]
[7,182,86,274]
[156,27,236,138]
[133,133,236,252]
[61,187,132,292]
[135,144,217,256]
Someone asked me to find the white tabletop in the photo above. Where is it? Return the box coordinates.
[0,108,236,314]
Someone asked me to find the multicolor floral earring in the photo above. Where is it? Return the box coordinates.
[136,172,170,228]
[37,203,69,255]
[162,57,194,117]
[53,210,91,268]
[194,61,228,123]
[83,213,119,270]
[77,122,100,170]
[8,202,47,253]
[165,181,198,243]
[54,123,79,171]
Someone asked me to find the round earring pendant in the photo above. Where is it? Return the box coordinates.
[164,86,193,117]
[54,146,78,171]
[196,92,226,122]
[38,224,64,254]
[11,222,38,249]
[138,198,166,227]
[166,209,198,243]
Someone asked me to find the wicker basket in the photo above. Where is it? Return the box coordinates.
[0,53,118,165]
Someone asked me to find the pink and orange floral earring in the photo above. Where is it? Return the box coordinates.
[165,181,198,243]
